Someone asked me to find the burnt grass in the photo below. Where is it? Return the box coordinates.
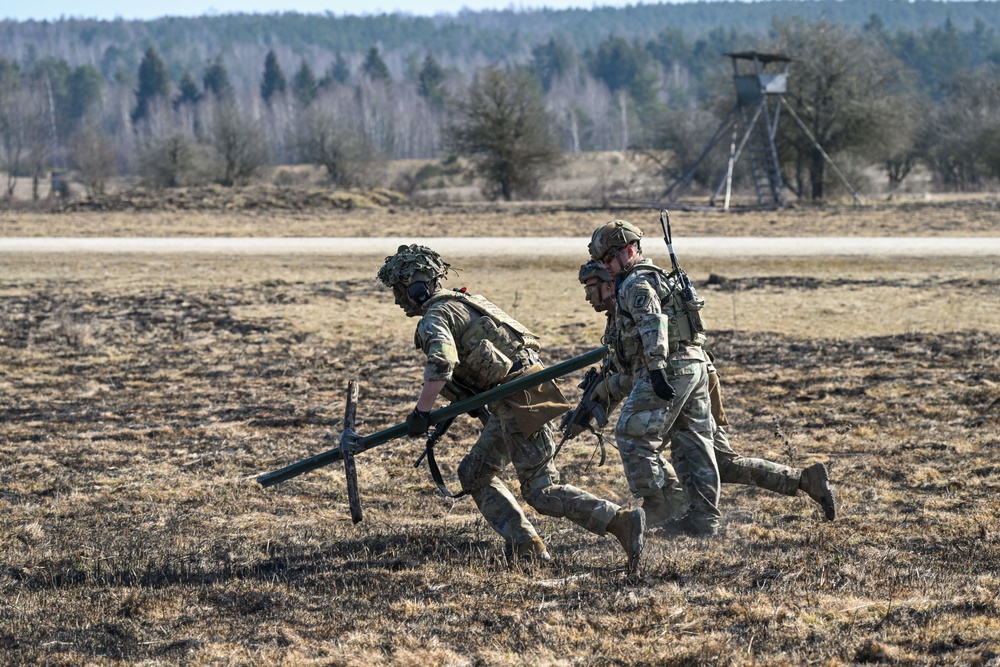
[1,277,999,666]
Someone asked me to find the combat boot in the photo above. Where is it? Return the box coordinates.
[505,537,552,567]
[655,513,719,538]
[642,484,686,529]
[607,508,645,573]
[799,462,836,521]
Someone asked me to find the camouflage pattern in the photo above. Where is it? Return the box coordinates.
[612,258,721,532]
[414,288,622,547]
[458,403,620,545]
[614,260,707,374]
[377,244,450,287]
[594,313,632,414]
[583,250,804,522]
[578,260,613,284]
[616,363,720,530]
[576,256,687,518]
[588,220,644,262]
[708,363,801,496]
[416,290,537,391]
[596,312,688,518]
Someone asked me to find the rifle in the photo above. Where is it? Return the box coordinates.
[659,209,697,302]
[554,356,612,466]
[257,346,610,520]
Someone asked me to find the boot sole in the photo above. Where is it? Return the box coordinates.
[629,508,646,573]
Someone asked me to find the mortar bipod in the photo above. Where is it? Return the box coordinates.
[340,380,363,524]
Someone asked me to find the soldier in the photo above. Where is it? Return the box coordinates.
[576,260,836,522]
[589,220,722,536]
[377,244,645,571]
[572,261,688,521]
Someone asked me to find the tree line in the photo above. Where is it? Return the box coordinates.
[4,1,1000,70]
[1,11,999,201]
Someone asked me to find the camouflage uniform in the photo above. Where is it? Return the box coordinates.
[602,307,804,499]
[581,244,833,524]
[707,360,801,495]
[611,259,721,533]
[596,313,688,517]
[414,288,622,551]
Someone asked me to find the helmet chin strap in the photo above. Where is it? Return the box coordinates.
[621,243,640,269]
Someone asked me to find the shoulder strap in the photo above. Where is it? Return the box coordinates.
[426,289,538,340]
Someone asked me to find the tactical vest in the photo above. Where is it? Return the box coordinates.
[617,264,707,356]
[421,289,540,391]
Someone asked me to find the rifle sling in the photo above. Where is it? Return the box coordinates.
[554,422,607,469]
[414,417,466,499]
[589,428,607,469]
[424,440,466,499]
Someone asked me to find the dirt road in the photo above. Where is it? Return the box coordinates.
[3,236,999,256]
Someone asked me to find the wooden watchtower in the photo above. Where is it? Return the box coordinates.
[663,51,862,209]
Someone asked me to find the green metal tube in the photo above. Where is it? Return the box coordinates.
[257,346,608,488]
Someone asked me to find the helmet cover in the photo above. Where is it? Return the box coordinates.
[377,244,450,288]
[588,220,643,261]
[578,260,613,284]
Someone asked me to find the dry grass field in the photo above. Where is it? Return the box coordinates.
[2,185,1000,239]
[1,199,999,666]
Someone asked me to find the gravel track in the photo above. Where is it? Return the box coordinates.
[4,236,1000,256]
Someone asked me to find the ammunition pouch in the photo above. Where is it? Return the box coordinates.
[665,290,707,351]
[660,270,706,351]
[465,338,514,388]
[463,313,524,359]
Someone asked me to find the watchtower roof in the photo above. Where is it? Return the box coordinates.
[723,51,793,64]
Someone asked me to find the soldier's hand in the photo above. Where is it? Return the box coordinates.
[650,369,676,402]
[592,380,610,407]
[406,408,431,437]
[568,421,589,438]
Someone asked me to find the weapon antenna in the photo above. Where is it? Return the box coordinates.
[660,209,681,273]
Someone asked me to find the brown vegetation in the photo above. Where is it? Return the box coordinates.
[2,188,1000,238]
[1,204,998,665]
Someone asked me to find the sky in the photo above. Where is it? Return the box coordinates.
[1,0,660,21]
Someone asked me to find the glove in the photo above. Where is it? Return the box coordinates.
[649,369,676,402]
[567,408,593,438]
[405,408,431,437]
[592,380,610,410]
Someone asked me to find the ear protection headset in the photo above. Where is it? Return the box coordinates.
[407,281,432,305]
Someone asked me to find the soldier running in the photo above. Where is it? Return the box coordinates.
[589,220,723,536]
[377,244,645,571]
[574,259,836,524]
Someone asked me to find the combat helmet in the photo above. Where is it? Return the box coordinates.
[580,259,615,312]
[377,244,450,288]
[588,220,643,262]
[578,260,613,284]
